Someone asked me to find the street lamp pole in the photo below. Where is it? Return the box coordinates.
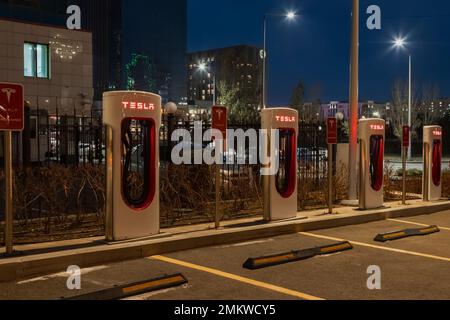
[348,0,359,201]
[408,53,412,160]
[262,11,296,110]
[393,38,413,160]
[262,15,267,109]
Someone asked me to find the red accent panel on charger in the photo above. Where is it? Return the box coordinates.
[121,118,156,211]
[370,136,384,192]
[276,128,297,198]
[432,140,442,187]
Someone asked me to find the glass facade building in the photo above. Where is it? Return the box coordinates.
[1,0,187,104]
[122,0,187,104]
[0,0,70,25]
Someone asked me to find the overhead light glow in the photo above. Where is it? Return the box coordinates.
[286,11,296,20]
[394,37,406,48]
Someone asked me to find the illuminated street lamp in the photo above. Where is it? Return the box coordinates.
[262,10,297,109]
[393,36,412,160]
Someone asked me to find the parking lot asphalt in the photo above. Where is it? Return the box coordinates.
[0,210,449,300]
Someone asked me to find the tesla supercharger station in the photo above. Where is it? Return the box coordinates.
[103,91,161,241]
[261,108,298,221]
[423,126,442,201]
[359,119,385,210]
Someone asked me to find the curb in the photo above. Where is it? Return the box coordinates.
[1,201,449,283]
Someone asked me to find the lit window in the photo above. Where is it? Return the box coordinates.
[24,42,49,78]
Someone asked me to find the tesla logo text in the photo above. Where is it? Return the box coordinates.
[433,131,442,137]
[370,125,384,131]
[275,116,296,123]
[122,101,155,111]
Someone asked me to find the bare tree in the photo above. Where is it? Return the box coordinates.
[418,82,442,126]
[389,79,419,138]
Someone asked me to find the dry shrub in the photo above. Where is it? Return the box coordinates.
[298,161,327,210]
[442,171,450,197]
[383,162,397,200]
[160,165,214,225]
[222,166,262,215]
[160,164,262,226]
[77,165,105,222]
[335,163,349,201]
[1,165,105,236]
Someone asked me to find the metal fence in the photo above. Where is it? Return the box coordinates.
[0,110,331,244]
[22,106,105,167]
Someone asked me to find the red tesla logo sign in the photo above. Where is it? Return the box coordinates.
[122,101,155,111]
[212,106,227,143]
[0,82,24,131]
[275,115,296,123]
[402,126,410,147]
[327,118,338,144]
[433,130,442,137]
[370,124,384,131]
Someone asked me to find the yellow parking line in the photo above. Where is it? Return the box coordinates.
[150,255,323,301]
[388,218,450,231]
[299,232,450,263]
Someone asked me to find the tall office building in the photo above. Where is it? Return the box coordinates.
[187,45,262,106]
[1,0,187,104]
[0,0,71,25]
[0,0,122,104]
[122,0,187,104]
[77,0,122,102]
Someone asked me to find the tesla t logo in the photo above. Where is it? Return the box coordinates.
[215,109,224,121]
[275,116,296,123]
[0,88,16,123]
[122,101,155,111]
[1,88,16,103]
[370,125,384,131]
[433,130,442,137]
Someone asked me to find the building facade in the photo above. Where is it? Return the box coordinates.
[122,0,187,104]
[0,18,93,114]
[0,0,122,104]
[0,0,71,26]
[77,0,122,102]
[187,45,263,107]
[1,0,188,105]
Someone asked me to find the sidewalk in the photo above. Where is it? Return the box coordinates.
[1,199,449,283]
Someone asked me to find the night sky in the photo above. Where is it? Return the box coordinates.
[188,0,450,106]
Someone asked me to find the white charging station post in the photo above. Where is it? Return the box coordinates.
[103,91,161,241]
[359,119,385,210]
[423,126,442,202]
[261,108,298,221]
